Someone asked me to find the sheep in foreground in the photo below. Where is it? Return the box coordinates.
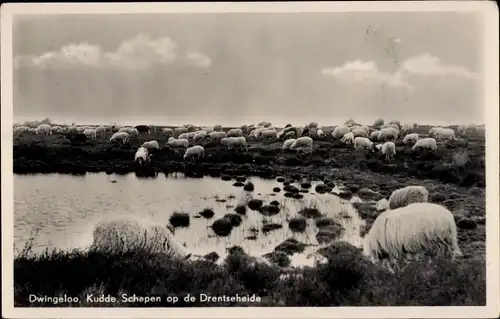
[142,140,160,150]
[353,137,374,150]
[403,133,419,145]
[227,136,248,151]
[412,138,438,152]
[363,202,462,264]
[381,141,396,160]
[35,124,52,136]
[283,138,296,150]
[388,185,429,210]
[290,136,314,154]
[91,218,191,260]
[341,132,354,144]
[184,145,205,161]
[109,132,129,145]
[134,147,150,166]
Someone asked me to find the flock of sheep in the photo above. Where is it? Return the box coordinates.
[13,118,483,270]
[13,118,484,167]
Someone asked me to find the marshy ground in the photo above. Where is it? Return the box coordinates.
[13,124,486,307]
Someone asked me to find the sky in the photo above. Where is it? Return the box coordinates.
[12,12,484,127]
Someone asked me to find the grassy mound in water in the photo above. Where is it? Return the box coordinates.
[14,243,485,307]
[12,127,485,188]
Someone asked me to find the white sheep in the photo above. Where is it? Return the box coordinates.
[220,137,229,146]
[378,127,399,141]
[381,141,396,160]
[91,218,191,259]
[110,132,129,145]
[51,125,62,133]
[209,131,227,141]
[388,120,401,128]
[306,121,319,129]
[351,127,368,138]
[184,145,205,161]
[35,124,52,135]
[332,126,350,138]
[353,137,374,150]
[373,118,384,128]
[193,130,208,144]
[363,202,462,264]
[341,132,354,144]
[261,129,278,140]
[162,128,174,137]
[403,133,419,145]
[95,126,107,135]
[290,136,314,154]
[174,127,188,136]
[227,128,244,138]
[142,140,160,150]
[430,127,457,141]
[412,138,438,152]
[370,131,380,141]
[316,129,325,138]
[283,138,296,150]
[280,126,303,139]
[376,198,389,211]
[167,138,189,148]
[134,146,150,165]
[388,185,429,210]
[263,122,273,128]
[83,128,97,140]
[227,136,248,151]
[178,133,189,140]
[213,125,223,132]
[375,143,383,151]
[401,123,416,134]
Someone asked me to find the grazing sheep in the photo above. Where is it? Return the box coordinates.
[227,128,244,138]
[378,127,399,142]
[363,202,462,263]
[135,147,150,166]
[403,133,419,145]
[142,140,160,150]
[35,124,52,135]
[162,128,174,137]
[167,138,189,149]
[401,123,416,134]
[280,126,303,140]
[92,218,191,260]
[370,130,380,141]
[381,141,396,160]
[351,127,368,138]
[110,132,130,145]
[95,126,108,135]
[290,136,314,154]
[332,126,350,138]
[213,125,223,132]
[261,129,278,140]
[430,127,457,141]
[373,118,384,128]
[226,136,248,151]
[193,130,208,145]
[178,133,189,140]
[184,145,205,161]
[174,127,188,136]
[283,138,296,150]
[209,131,227,142]
[83,128,97,140]
[376,198,389,211]
[353,137,374,150]
[412,138,438,152]
[341,132,354,144]
[388,185,429,210]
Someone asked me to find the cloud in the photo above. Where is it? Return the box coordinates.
[321,60,413,89]
[400,53,476,79]
[321,53,476,90]
[184,51,211,68]
[14,34,210,71]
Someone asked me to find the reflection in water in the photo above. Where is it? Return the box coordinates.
[14,173,365,267]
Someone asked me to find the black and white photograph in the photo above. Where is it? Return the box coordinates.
[2,2,499,318]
